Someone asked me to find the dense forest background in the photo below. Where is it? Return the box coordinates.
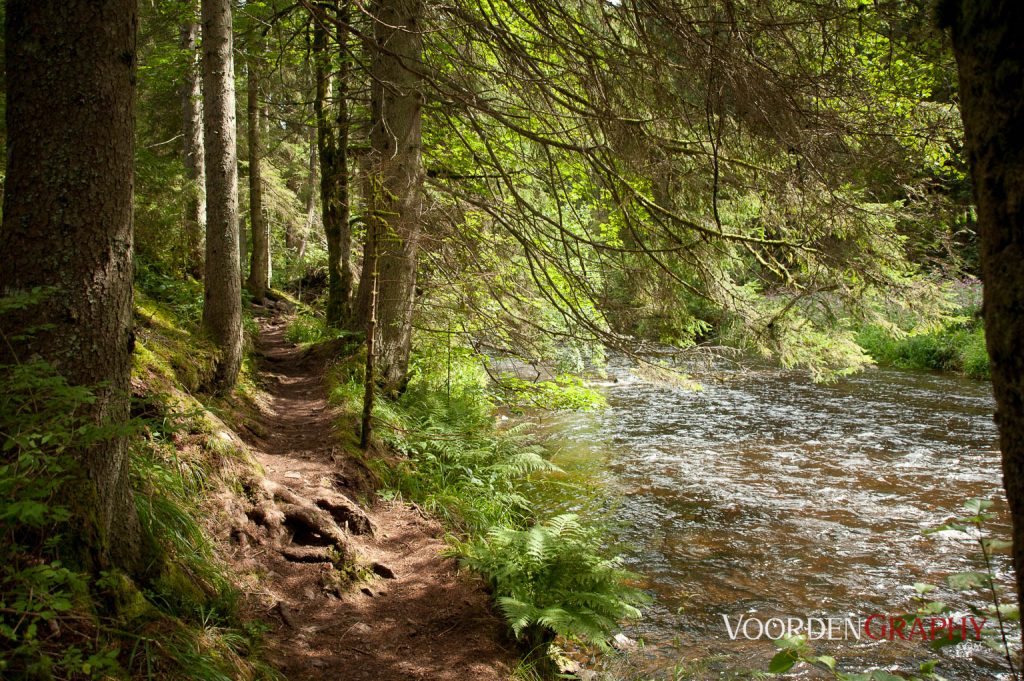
[1,0,1024,679]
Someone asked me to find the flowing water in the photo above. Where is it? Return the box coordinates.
[539,365,1015,679]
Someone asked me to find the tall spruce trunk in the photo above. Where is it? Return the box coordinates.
[360,224,379,449]
[201,0,243,390]
[296,128,318,259]
[181,10,206,279]
[246,56,270,301]
[0,0,145,574]
[944,0,1024,649]
[314,1,353,327]
[361,0,424,392]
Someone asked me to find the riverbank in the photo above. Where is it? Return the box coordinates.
[856,320,989,379]
[299,314,648,675]
[853,279,989,380]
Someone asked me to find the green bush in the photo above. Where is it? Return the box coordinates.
[0,359,102,678]
[284,310,356,345]
[856,322,990,379]
[338,354,555,531]
[958,325,990,379]
[461,514,648,653]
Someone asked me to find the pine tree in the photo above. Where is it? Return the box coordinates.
[201,0,243,390]
[0,0,145,573]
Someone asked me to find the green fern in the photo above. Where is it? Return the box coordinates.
[360,375,562,532]
[344,339,646,661]
[462,514,649,653]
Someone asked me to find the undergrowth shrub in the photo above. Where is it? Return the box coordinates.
[460,514,649,653]
[330,335,647,659]
[0,359,108,678]
[856,322,989,379]
[284,309,358,346]
[384,400,555,532]
[0,289,274,679]
[856,279,989,379]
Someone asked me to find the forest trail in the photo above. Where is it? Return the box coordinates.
[228,312,515,680]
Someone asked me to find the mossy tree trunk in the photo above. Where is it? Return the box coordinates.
[0,0,145,574]
[181,5,206,280]
[943,0,1024,648]
[313,0,354,328]
[357,0,424,393]
[246,53,270,302]
[296,127,318,259]
[201,0,243,391]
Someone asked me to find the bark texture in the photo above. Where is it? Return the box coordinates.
[201,0,243,390]
[944,0,1024,648]
[0,0,144,573]
[296,128,318,259]
[359,0,425,392]
[246,56,270,301]
[314,1,354,327]
[181,10,206,279]
[361,223,379,449]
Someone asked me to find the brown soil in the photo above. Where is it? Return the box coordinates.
[222,312,516,680]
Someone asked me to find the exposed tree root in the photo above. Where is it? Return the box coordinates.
[279,546,338,563]
[314,489,374,536]
[240,477,372,563]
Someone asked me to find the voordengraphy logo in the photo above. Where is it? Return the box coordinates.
[721,614,988,642]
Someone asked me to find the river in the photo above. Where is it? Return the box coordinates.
[537,364,1016,679]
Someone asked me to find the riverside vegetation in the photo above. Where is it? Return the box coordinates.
[4,0,1024,680]
[855,279,990,380]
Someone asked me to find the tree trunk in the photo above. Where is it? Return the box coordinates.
[361,0,425,392]
[296,127,318,259]
[361,225,379,450]
[0,0,145,574]
[246,56,270,301]
[314,1,354,328]
[354,153,374,324]
[201,0,243,390]
[944,0,1024,650]
[239,213,249,284]
[181,9,206,280]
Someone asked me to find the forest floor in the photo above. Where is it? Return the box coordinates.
[220,311,516,680]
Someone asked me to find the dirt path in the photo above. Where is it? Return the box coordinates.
[228,313,515,680]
